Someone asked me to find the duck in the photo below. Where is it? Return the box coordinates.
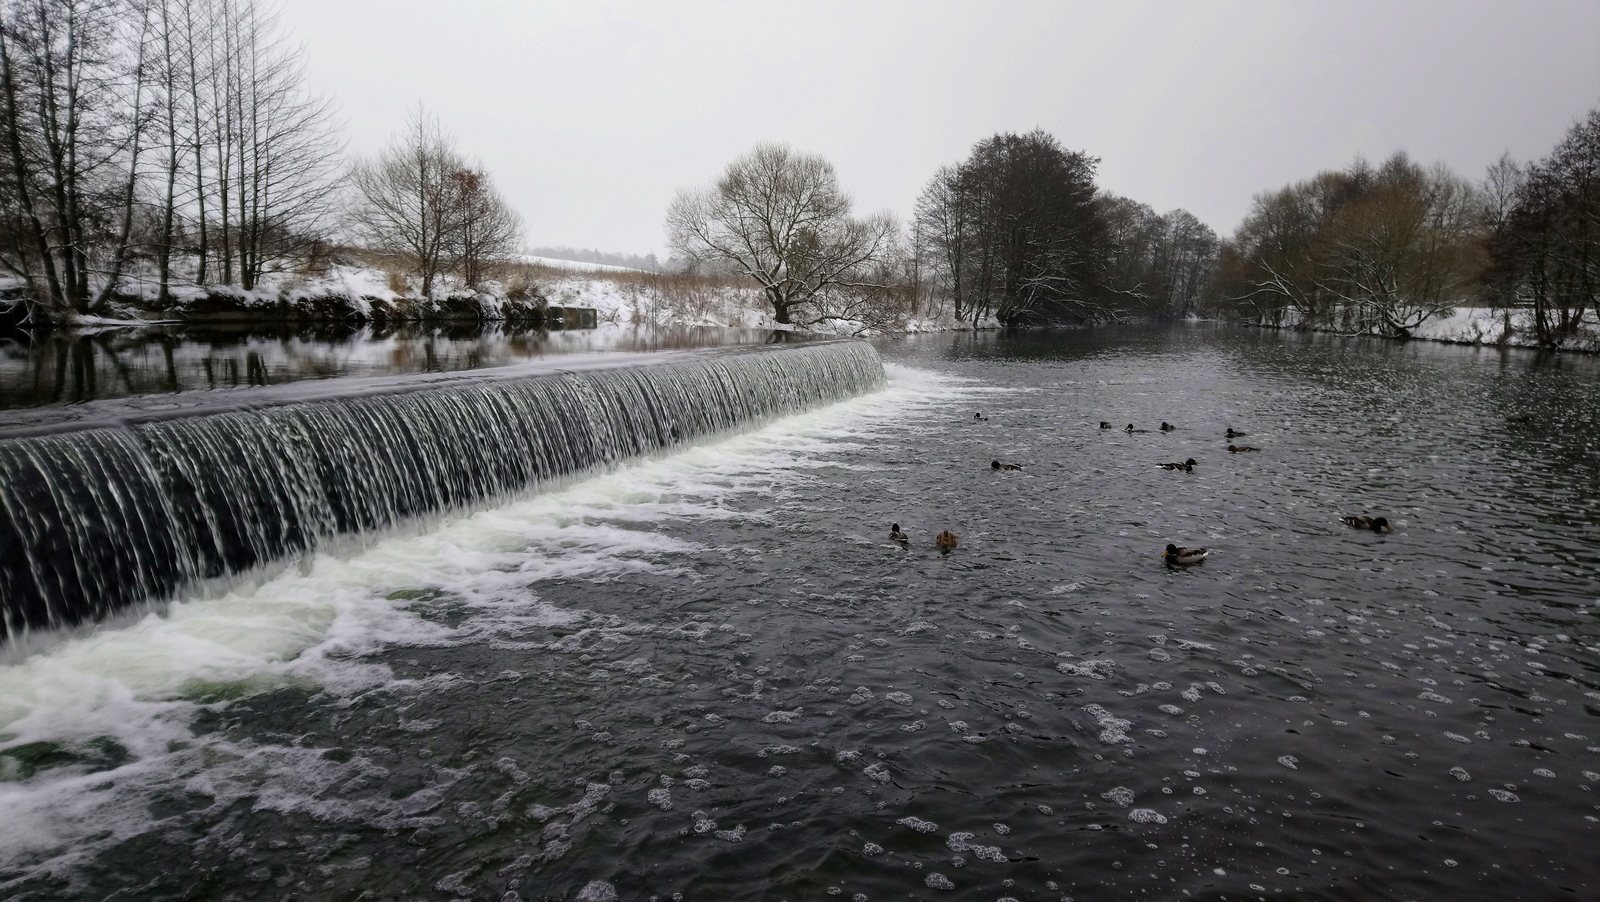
[991,460,1023,471]
[1160,422,1176,432]
[1159,458,1198,471]
[1099,421,1112,430]
[1340,515,1392,533]
[935,530,959,550]
[1227,444,1259,453]
[1164,543,1208,565]
[1225,428,1247,438]
[973,412,987,421]
[889,523,909,544]
[1125,423,1150,434]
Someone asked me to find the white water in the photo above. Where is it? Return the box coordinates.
[0,363,987,884]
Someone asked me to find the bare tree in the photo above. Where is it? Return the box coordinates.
[218,0,338,290]
[1484,109,1600,346]
[445,165,522,289]
[350,109,461,298]
[666,142,895,325]
[0,0,153,322]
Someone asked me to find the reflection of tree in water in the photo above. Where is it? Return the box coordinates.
[0,323,785,409]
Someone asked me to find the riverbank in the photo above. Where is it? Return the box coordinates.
[1242,305,1600,354]
[1,258,991,337]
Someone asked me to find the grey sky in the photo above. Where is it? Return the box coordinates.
[281,0,1599,256]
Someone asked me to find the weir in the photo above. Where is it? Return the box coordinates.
[0,340,886,641]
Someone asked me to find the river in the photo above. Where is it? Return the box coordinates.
[1,324,1597,901]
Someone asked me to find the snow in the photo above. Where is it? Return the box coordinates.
[520,255,647,273]
[14,254,994,336]
[1247,306,1600,354]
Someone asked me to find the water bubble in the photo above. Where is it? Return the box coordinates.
[924,873,955,890]
[1159,704,1184,716]
[897,816,940,833]
[993,823,1011,835]
[862,842,884,856]
[1444,859,1459,868]
[1037,804,1055,815]
[1128,809,1167,824]
[1533,768,1556,778]
[1488,789,1520,803]
[1101,787,1135,807]
[576,882,617,902]
[1449,767,1470,782]
[1277,756,1298,770]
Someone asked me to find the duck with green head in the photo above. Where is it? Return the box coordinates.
[1164,543,1208,565]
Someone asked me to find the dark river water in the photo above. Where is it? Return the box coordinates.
[0,323,784,410]
[2,325,1598,901]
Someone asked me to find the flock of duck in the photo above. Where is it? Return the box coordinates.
[890,414,1392,566]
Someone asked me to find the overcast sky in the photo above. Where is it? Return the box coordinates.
[279,0,1599,257]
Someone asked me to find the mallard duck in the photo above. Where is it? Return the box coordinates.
[1164,543,1208,565]
[1125,423,1150,434]
[935,530,959,550]
[1227,444,1259,453]
[991,460,1023,471]
[1160,422,1176,432]
[1159,458,1197,471]
[1100,421,1112,430]
[889,523,909,543]
[1225,428,1247,438]
[1340,515,1392,533]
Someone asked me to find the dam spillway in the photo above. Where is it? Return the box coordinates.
[0,340,886,641]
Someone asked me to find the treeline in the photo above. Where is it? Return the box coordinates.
[914,131,1219,325]
[0,0,525,325]
[526,246,663,272]
[0,0,339,320]
[669,131,1219,328]
[1219,107,1598,345]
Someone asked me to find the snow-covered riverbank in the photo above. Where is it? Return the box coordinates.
[1246,306,1600,354]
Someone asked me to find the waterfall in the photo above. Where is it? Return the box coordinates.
[0,341,886,641]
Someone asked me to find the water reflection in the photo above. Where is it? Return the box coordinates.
[0,323,790,409]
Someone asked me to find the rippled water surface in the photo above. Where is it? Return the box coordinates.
[2,325,1598,901]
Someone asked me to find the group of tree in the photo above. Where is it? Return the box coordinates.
[348,109,522,299]
[670,131,1218,328]
[1480,108,1598,347]
[1217,152,1484,337]
[0,0,523,325]
[1098,195,1220,320]
[0,0,341,322]
[1218,105,1597,346]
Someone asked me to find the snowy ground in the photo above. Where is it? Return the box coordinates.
[1250,306,1600,354]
